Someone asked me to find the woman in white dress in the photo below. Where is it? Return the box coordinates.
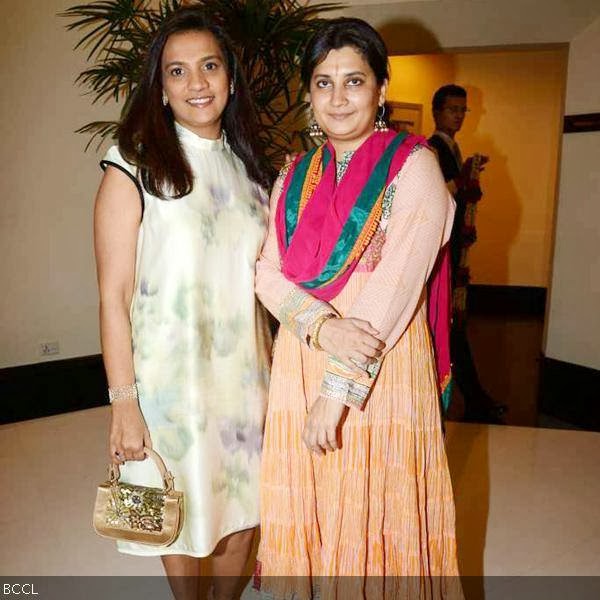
[94,7,273,599]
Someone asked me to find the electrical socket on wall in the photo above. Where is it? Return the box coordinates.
[40,341,60,356]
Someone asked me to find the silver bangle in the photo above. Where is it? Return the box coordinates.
[108,383,138,404]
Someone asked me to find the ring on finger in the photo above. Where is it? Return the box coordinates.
[350,357,368,370]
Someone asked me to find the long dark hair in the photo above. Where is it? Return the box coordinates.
[300,17,389,89]
[118,7,273,198]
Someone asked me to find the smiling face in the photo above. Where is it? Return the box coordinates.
[161,29,230,140]
[308,45,387,153]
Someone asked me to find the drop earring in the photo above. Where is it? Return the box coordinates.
[307,109,324,138]
[229,81,235,95]
[162,91,168,107]
[374,105,388,132]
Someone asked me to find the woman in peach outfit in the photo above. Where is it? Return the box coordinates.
[248,17,464,600]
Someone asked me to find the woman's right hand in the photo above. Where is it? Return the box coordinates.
[317,317,385,375]
[109,400,152,465]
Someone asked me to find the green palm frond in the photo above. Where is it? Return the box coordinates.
[76,50,141,103]
[75,120,120,151]
[61,0,156,59]
[62,0,343,166]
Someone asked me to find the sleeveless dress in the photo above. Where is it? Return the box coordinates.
[100,122,271,557]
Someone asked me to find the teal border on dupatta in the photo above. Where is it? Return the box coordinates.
[284,146,318,246]
[322,146,332,171]
[303,132,408,289]
[441,379,453,413]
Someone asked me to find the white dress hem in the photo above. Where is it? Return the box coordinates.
[116,521,260,558]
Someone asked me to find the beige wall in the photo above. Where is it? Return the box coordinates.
[388,49,567,286]
[0,1,597,369]
[0,0,117,367]
[545,16,600,370]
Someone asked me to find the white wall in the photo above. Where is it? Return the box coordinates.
[337,0,600,51]
[544,16,600,370]
[0,0,117,367]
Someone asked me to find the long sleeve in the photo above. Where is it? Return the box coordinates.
[320,147,455,409]
[255,167,338,344]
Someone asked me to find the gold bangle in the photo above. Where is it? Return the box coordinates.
[108,383,138,404]
[311,314,335,351]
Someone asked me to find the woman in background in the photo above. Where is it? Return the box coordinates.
[250,17,464,600]
[94,7,272,599]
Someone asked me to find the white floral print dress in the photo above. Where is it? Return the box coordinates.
[100,122,271,557]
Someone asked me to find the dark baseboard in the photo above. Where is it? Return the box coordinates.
[467,284,547,316]
[0,355,107,425]
[538,356,600,432]
[0,285,548,426]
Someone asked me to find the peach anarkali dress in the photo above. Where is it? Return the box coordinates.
[251,145,464,600]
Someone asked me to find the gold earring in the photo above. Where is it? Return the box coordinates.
[307,109,324,138]
[374,105,388,132]
[162,91,168,106]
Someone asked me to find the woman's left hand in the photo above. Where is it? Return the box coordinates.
[302,396,347,455]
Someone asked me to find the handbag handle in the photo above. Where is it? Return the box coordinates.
[108,447,175,492]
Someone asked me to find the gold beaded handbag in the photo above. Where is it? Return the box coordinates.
[93,447,183,546]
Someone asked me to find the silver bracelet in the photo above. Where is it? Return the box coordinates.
[108,383,138,404]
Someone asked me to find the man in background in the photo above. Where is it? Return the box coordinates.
[429,84,506,424]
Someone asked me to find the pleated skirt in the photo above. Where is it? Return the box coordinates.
[252,279,464,600]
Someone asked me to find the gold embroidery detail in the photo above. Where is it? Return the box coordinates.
[105,483,165,532]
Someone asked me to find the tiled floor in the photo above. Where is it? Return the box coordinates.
[1,407,599,592]
[2,311,598,597]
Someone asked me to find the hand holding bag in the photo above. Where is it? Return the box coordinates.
[93,447,183,546]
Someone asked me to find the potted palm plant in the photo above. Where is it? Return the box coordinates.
[61,0,340,165]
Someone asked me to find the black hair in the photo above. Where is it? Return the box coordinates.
[118,7,273,198]
[300,17,389,89]
[432,84,467,111]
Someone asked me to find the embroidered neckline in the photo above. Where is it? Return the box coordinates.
[335,150,355,183]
